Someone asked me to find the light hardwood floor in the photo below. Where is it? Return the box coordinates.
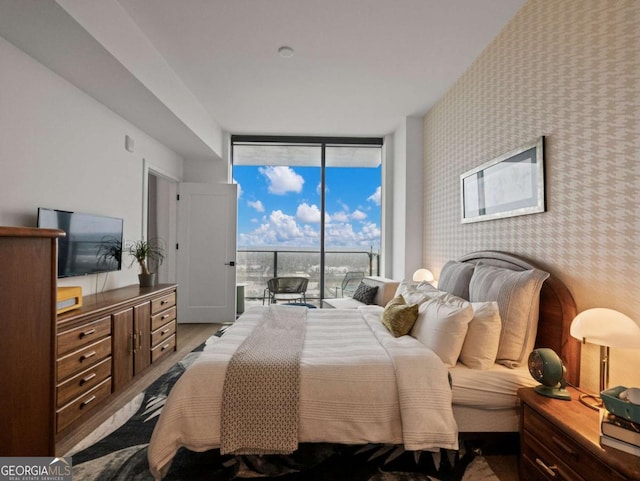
[56,322,223,455]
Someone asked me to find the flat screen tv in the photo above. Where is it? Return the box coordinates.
[37,208,124,278]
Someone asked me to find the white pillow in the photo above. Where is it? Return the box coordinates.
[459,302,502,369]
[410,293,474,367]
[394,279,443,306]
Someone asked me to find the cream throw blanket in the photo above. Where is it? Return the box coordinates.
[220,305,307,454]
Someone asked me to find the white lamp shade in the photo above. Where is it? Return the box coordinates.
[412,268,434,283]
[570,308,640,349]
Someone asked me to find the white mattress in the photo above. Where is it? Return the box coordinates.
[449,362,538,410]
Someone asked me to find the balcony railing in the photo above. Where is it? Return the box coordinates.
[237,249,380,302]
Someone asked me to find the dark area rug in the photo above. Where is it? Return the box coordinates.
[69,332,500,481]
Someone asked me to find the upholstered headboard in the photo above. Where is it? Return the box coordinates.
[458,250,580,386]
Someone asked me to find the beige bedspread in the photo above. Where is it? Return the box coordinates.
[148,305,458,480]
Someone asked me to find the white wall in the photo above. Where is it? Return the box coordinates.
[57,0,224,159]
[390,117,424,281]
[381,135,394,278]
[183,157,229,183]
[0,36,184,294]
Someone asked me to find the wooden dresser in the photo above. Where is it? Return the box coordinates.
[0,226,64,456]
[56,284,177,437]
[519,386,640,481]
[0,226,179,454]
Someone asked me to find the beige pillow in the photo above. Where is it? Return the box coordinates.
[459,302,502,369]
[382,295,419,337]
[410,293,474,367]
[469,263,549,368]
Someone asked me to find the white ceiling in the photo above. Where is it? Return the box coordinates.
[0,0,526,158]
[116,0,526,137]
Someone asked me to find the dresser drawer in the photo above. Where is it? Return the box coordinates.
[523,406,613,481]
[522,429,584,481]
[56,377,111,432]
[57,337,111,381]
[151,320,176,348]
[56,357,112,407]
[151,306,176,331]
[151,334,175,363]
[151,292,176,315]
[57,316,111,356]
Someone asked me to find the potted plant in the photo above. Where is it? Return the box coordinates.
[128,238,165,287]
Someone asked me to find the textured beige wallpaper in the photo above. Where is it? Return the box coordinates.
[423,0,640,391]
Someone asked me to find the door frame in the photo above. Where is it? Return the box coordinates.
[142,159,179,283]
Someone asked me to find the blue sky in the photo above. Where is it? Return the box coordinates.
[234,165,381,249]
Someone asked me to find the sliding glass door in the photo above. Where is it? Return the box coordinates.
[323,145,382,299]
[232,136,382,305]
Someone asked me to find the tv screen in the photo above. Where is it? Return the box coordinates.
[37,208,124,278]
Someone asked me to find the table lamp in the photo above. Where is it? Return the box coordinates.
[412,268,434,283]
[570,308,640,409]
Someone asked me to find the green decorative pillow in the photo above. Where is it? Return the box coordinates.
[382,295,419,337]
[352,282,378,304]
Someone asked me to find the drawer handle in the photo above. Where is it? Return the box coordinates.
[535,458,558,477]
[79,329,96,338]
[80,395,96,408]
[80,373,96,385]
[161,314,168,320]
[161,329,169,335]
[80,351,96,362]
[161,343,170,351]
[551,435,577,457]
[161,300,168,305]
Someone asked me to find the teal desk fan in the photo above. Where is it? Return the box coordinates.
[528,348,571,400]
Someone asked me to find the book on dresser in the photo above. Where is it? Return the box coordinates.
[600,409,640,457]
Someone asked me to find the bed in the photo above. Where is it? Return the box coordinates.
[147,250,580,479]
[449,251,580,434]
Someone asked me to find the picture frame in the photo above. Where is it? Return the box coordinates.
[460,137,545,223]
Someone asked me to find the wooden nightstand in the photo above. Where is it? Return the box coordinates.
[518,386,640,481]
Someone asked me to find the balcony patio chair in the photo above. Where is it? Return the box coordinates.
[263,276,309,305]
[335,271,365,298]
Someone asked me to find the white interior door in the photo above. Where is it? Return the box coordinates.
[177,182,237,323]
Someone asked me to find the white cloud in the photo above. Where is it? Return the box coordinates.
[247,200,265,212]
[239,212,380,249]
[239,210,316,247]
[331,211,350,223]
[359,222,381,242]
[367,186,381,206]
[324,222,358,245]
[234,178,243,198]
[269,210,303,241]
[323,221,379,248]
[297,203,331,223]
[351,209,367,221]
[259,166,304,195]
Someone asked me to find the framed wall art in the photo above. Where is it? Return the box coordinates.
[460,137,545,223]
